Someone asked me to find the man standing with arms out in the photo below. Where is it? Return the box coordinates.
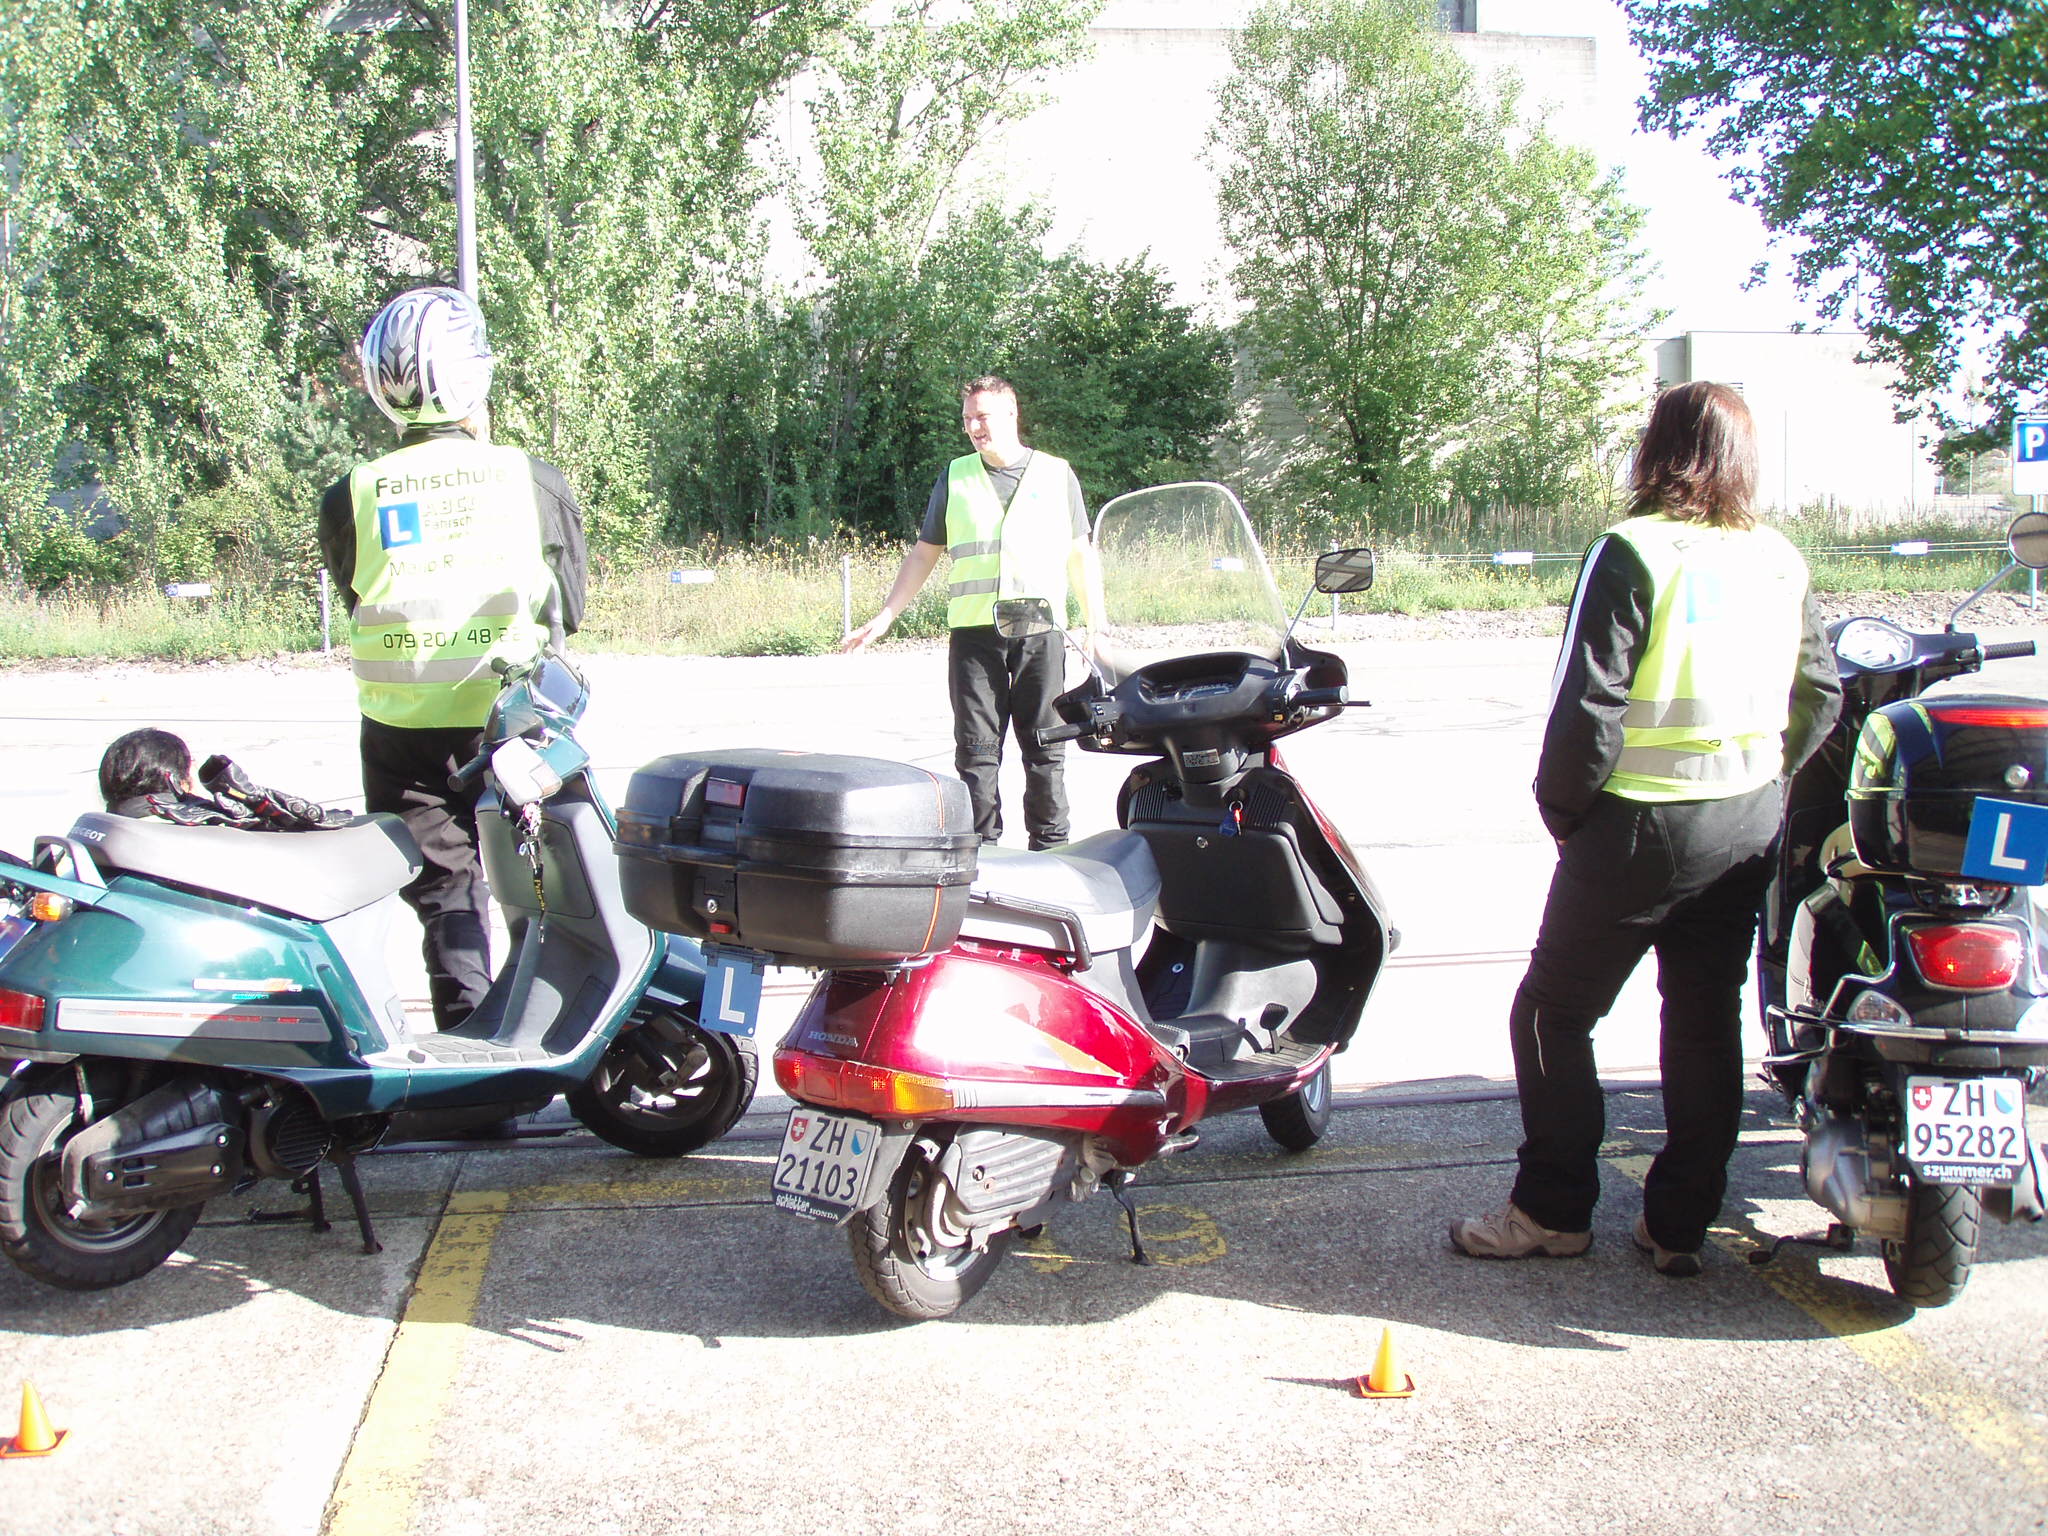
[318,286,586,1030]
[843,376,1099,851]
[1449,381,1840,1276]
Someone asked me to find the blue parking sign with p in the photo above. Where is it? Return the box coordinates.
[1963,797,2048,885]
[2015,416,2048,496]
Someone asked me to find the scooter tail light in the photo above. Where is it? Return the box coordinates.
[1905,923,2023,991]
[773,1049,832,1103]
[0,986,46,1031]
[773,1051,955,1116]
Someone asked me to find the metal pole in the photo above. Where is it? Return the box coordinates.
[453,0,478,299]
[319,568,332,655]
[841,555,852,638]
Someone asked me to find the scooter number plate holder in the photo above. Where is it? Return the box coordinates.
[1902,1074,2030,1185]
[772,1108,883,1223]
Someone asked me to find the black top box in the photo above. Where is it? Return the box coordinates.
[615,749,979,970]
[1848,696,2048,878]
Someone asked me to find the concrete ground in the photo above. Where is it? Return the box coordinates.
[3,626,2047,1533]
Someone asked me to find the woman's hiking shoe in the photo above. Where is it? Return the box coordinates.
[1632,1215,1704,1277]
[1448,1203,1592,1259]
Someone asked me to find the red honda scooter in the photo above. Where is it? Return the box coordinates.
[756,483,1394,1318]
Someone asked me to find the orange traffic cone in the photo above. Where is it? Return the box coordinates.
[1,1380,66,1458]
[1354,1326,1416,1399]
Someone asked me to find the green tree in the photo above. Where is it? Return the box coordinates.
[1447,137,1662,513]
[1627,0,2047,424]
[1209,0,1657,516]
[0,0,418,583]
[467,0,850,557]
[1005,252,1237,500]
[784,0,1105,533]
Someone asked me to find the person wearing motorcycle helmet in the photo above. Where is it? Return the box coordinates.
[1449,381,1840,1277]
[317,285,587,1031]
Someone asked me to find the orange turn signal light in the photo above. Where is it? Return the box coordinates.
[772,1051,956,1117]
[26,893,71,923]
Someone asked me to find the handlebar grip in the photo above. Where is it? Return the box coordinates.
[1036,721,1090,746]
[448,751,491,792]
[1984,640,2037,661]
[1293,686,1349,709]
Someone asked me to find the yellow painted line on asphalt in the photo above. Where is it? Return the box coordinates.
[1611,1153,2048,1484]
[324,1189,509,1536]
[321,1166,765,1534]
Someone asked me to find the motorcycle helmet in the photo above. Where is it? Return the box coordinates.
[359,285,495,428]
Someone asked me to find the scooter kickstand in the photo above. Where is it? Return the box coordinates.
[1747,1223,1855,1266]
[248,1168,330,1234]
[1104,1171,1152,1266]
[332,1156,383,1255]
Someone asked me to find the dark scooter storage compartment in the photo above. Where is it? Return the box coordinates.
[615,749,979,969]
[1848,695,2048,877]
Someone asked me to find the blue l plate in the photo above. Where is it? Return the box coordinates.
[700,945,766,1036]
[1962,796,2048,886]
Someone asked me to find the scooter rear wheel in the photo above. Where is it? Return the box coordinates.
[567,1012,758,1157]
[0,1086,201,1291]
[1882,1180,1980,1309]
[1258,1059,1333,1151]
[850,1154,1013,1320]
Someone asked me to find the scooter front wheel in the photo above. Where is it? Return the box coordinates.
[850,1153,1013,1320]
[1258,1059,1333,1152]
[0,1086,201,1291]
[1882,1179,1981,1308]
[567,1011,758,1157]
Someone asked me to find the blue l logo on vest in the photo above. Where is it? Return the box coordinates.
[1962,797,2048,885]
[378,501,423,549]
[1684,570,1726,623]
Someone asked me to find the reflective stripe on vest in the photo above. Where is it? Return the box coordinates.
[1598,514,1810,803]
[944,451,1073,628]
[347,439,554,729]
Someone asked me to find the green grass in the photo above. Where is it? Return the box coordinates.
[0,515,2032,663]
[0,583,319,661]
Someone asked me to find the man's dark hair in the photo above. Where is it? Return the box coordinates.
[960,375,1017,401]
[1629,380,1760,530]
[98,728,193,809]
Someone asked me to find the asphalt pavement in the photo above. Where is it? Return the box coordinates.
[2,630,2047,1534]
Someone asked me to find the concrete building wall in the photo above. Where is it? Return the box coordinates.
[1652,331,1945,518]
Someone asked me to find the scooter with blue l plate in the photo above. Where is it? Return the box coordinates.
[1756,511,2048,1308]
[0,655,759,1292]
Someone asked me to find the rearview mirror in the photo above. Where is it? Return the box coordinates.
[992,598,1058,640]
[2010,512,2048,570]
[1314,547,1376,594]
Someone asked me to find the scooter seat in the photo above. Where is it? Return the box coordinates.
[67,811,422,923]
[964,830,1161,956]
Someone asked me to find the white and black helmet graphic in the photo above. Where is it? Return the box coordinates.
[359,286,496,428]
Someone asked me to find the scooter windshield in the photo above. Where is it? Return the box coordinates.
[1090,482,1287,689]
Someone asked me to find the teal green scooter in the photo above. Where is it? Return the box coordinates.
[0,656,759,1291]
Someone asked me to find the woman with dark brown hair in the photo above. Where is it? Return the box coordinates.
[1450,381,1842,1276]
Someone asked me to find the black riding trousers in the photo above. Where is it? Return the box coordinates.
[1509,782,1781,1251]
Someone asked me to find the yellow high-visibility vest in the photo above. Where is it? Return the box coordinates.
[944,451,1075,628]
[347,438,555,729]
[1598,513,1809,802]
